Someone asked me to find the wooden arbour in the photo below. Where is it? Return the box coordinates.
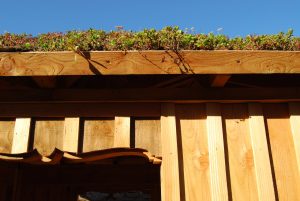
[1,50,300,201]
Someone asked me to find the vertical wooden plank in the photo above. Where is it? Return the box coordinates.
[0,118,15,153]
[33,118,64,156]
[63,118,80,152]
[83,118,114,152]
[11,118,31,154]
[135,117,161,156]
[114,116,130,147]
[248,103,276,201]
[206,103,228,201]
[264,103,300,201]
[176,104,211,201]
[160,103,180,201]
[289,102,300,174]
[222,104,258,201]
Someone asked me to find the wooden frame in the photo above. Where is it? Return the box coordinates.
[1,50,300,76]
[1,88,300,103]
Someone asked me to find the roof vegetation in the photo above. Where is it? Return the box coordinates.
[1,26,300,52]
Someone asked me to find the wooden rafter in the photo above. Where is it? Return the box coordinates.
[210,75,231,87]
[1,51,300,76]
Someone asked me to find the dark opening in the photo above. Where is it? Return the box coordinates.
[0,154,161,201]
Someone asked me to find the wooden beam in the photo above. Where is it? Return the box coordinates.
[11,118,31,153]
[289,103,300,174]
[1,51,300,76]
[114,117,131,147]
[160,103,181,201]
[63,118,80,152]
[0,103,161,117]
[248,103,276,201]
[206,103,229,201]
[210,75,231,87]
[1,87,300,102]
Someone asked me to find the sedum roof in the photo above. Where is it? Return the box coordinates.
[0,26,300,52]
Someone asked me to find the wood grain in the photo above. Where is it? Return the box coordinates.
[206,103,228,201]
[135,117,161,156]
[222,104,258,201]
[264,103,300,201]
[83,118,114,152]
[0,118,15,153]
[63,118,80,152]
[11,118,31,154]
[248,103,276,201]
[288,102,300,175]
[176,104,211,201]
[160,103,181,201]
[1,51,300,76]
[33,118,64,156]
[114,116,130,147]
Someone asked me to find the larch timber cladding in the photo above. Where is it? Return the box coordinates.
[0,103,300,201]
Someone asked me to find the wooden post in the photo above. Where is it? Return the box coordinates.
[206,103,229,201]
[114,116,131,147]
[11,118,31,153]
[248,103,276,201]
[160,103,181,201]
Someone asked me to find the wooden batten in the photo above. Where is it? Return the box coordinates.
[248,103,276,201]
[206,103,229,201]
[114,116,131,147]
[160,103,181,201]
[11,118,31,154]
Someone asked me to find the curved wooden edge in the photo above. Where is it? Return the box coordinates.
[1,50,300,76]
[0,148,161,165]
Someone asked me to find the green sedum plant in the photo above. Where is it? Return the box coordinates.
[0,27,299,51]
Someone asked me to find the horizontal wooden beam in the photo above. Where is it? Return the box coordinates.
[0,103,161,117]
[1,51,300,76]
[1,87,300,102]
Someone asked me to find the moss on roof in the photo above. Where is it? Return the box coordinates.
[1,26,300,52]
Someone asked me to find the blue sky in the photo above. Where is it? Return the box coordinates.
[1,0,299,37]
